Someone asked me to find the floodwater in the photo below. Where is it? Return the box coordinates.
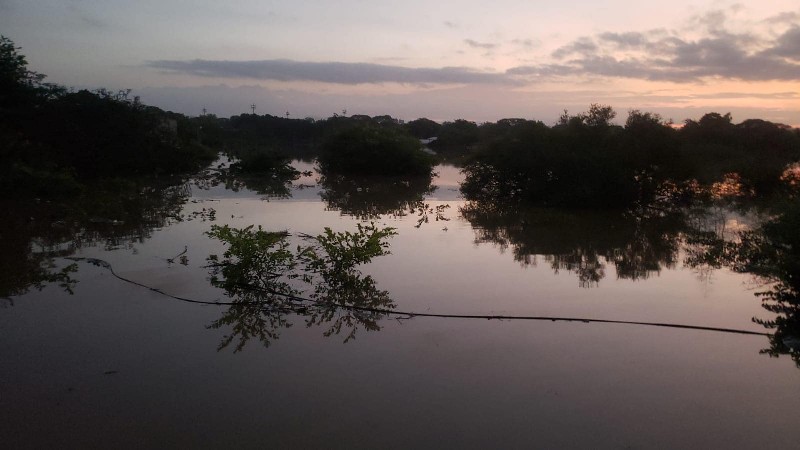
[2,161,799,449]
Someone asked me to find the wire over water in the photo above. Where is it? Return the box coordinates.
[67,257,772,338]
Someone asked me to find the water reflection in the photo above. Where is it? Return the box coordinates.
[684,197,800,365]
[319,172,435,220]
[461,201,683,287]
[0,179,191,299]
[206,223,397,351]
[193,163,300,199]
[4,159,798,369]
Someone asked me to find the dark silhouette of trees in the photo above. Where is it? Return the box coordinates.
[30,89,212,178]
[430,119,480,153]
[1,36,216,197]
[318,124,434,176]
[461,105,799,209]
[404,117,442,139]
[582,103,617,127]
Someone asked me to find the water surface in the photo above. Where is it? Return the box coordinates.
[2,162,798,449]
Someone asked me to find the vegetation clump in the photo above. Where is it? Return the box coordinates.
[0,36,215,198]
[461,105,800,209]
[318,124,434,176]
[205,223,398,350]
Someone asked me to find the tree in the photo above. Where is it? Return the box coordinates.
[582,103,616,127]
[0,35,63,112]
[318,124,434,176]
[625,109,664,129]
[431,119,479,150]
[0,36,41,90]
[404,117,442,139]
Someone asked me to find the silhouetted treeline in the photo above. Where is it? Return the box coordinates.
[193,101,798,209]
[198,113,439,177]
[193,111,417,161]
[0,36,215,198]
[7,33,796,205]
[461,106,800,208]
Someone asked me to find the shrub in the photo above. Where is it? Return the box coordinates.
[318,125,434,176]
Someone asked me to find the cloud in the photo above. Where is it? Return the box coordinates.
[551,37,597,58]
[66,4,108,29]
[597,32,647,49]
[147,59,516,85]
[767,26,800,60]
[464,39,497,50]
[146,7,800,88]
[511,38,537,49]
[764,11,800,24]
[691,9,729,34]
[513,10,800,82]
[686,91,800,100]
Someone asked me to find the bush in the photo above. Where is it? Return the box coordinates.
[318,125,434,176]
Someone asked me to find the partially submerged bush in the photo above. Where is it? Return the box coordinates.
[318,125,434,176]
[228,148,299,177]
[205,223,397,350]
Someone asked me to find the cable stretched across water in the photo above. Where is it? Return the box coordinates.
[67,257,772,338]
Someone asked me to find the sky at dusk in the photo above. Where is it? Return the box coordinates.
[2,0,799,125]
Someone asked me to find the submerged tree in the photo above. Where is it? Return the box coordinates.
[205,223,397,351]
[318,124,434,176]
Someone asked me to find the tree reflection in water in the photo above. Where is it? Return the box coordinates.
[206,223,397,351]
[193,160,300,200]
[319,172,449,227]
[684,197,800,366]
[461,201,684,287]
[0,178,192,300]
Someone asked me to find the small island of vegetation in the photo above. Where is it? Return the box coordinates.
[317,124,435,177]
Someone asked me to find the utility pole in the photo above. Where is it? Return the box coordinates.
[286,111,290,118]
[251,104,256,115]
[202,107,207,116]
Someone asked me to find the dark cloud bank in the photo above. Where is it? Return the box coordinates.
[148,59,515,85]
[148,11,800,85]
[513,23,800,82]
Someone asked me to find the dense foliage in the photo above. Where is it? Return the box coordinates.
[318,124,435,176]
[0,36,215,197]
[461,106,800,208]
[205,223,397,350]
